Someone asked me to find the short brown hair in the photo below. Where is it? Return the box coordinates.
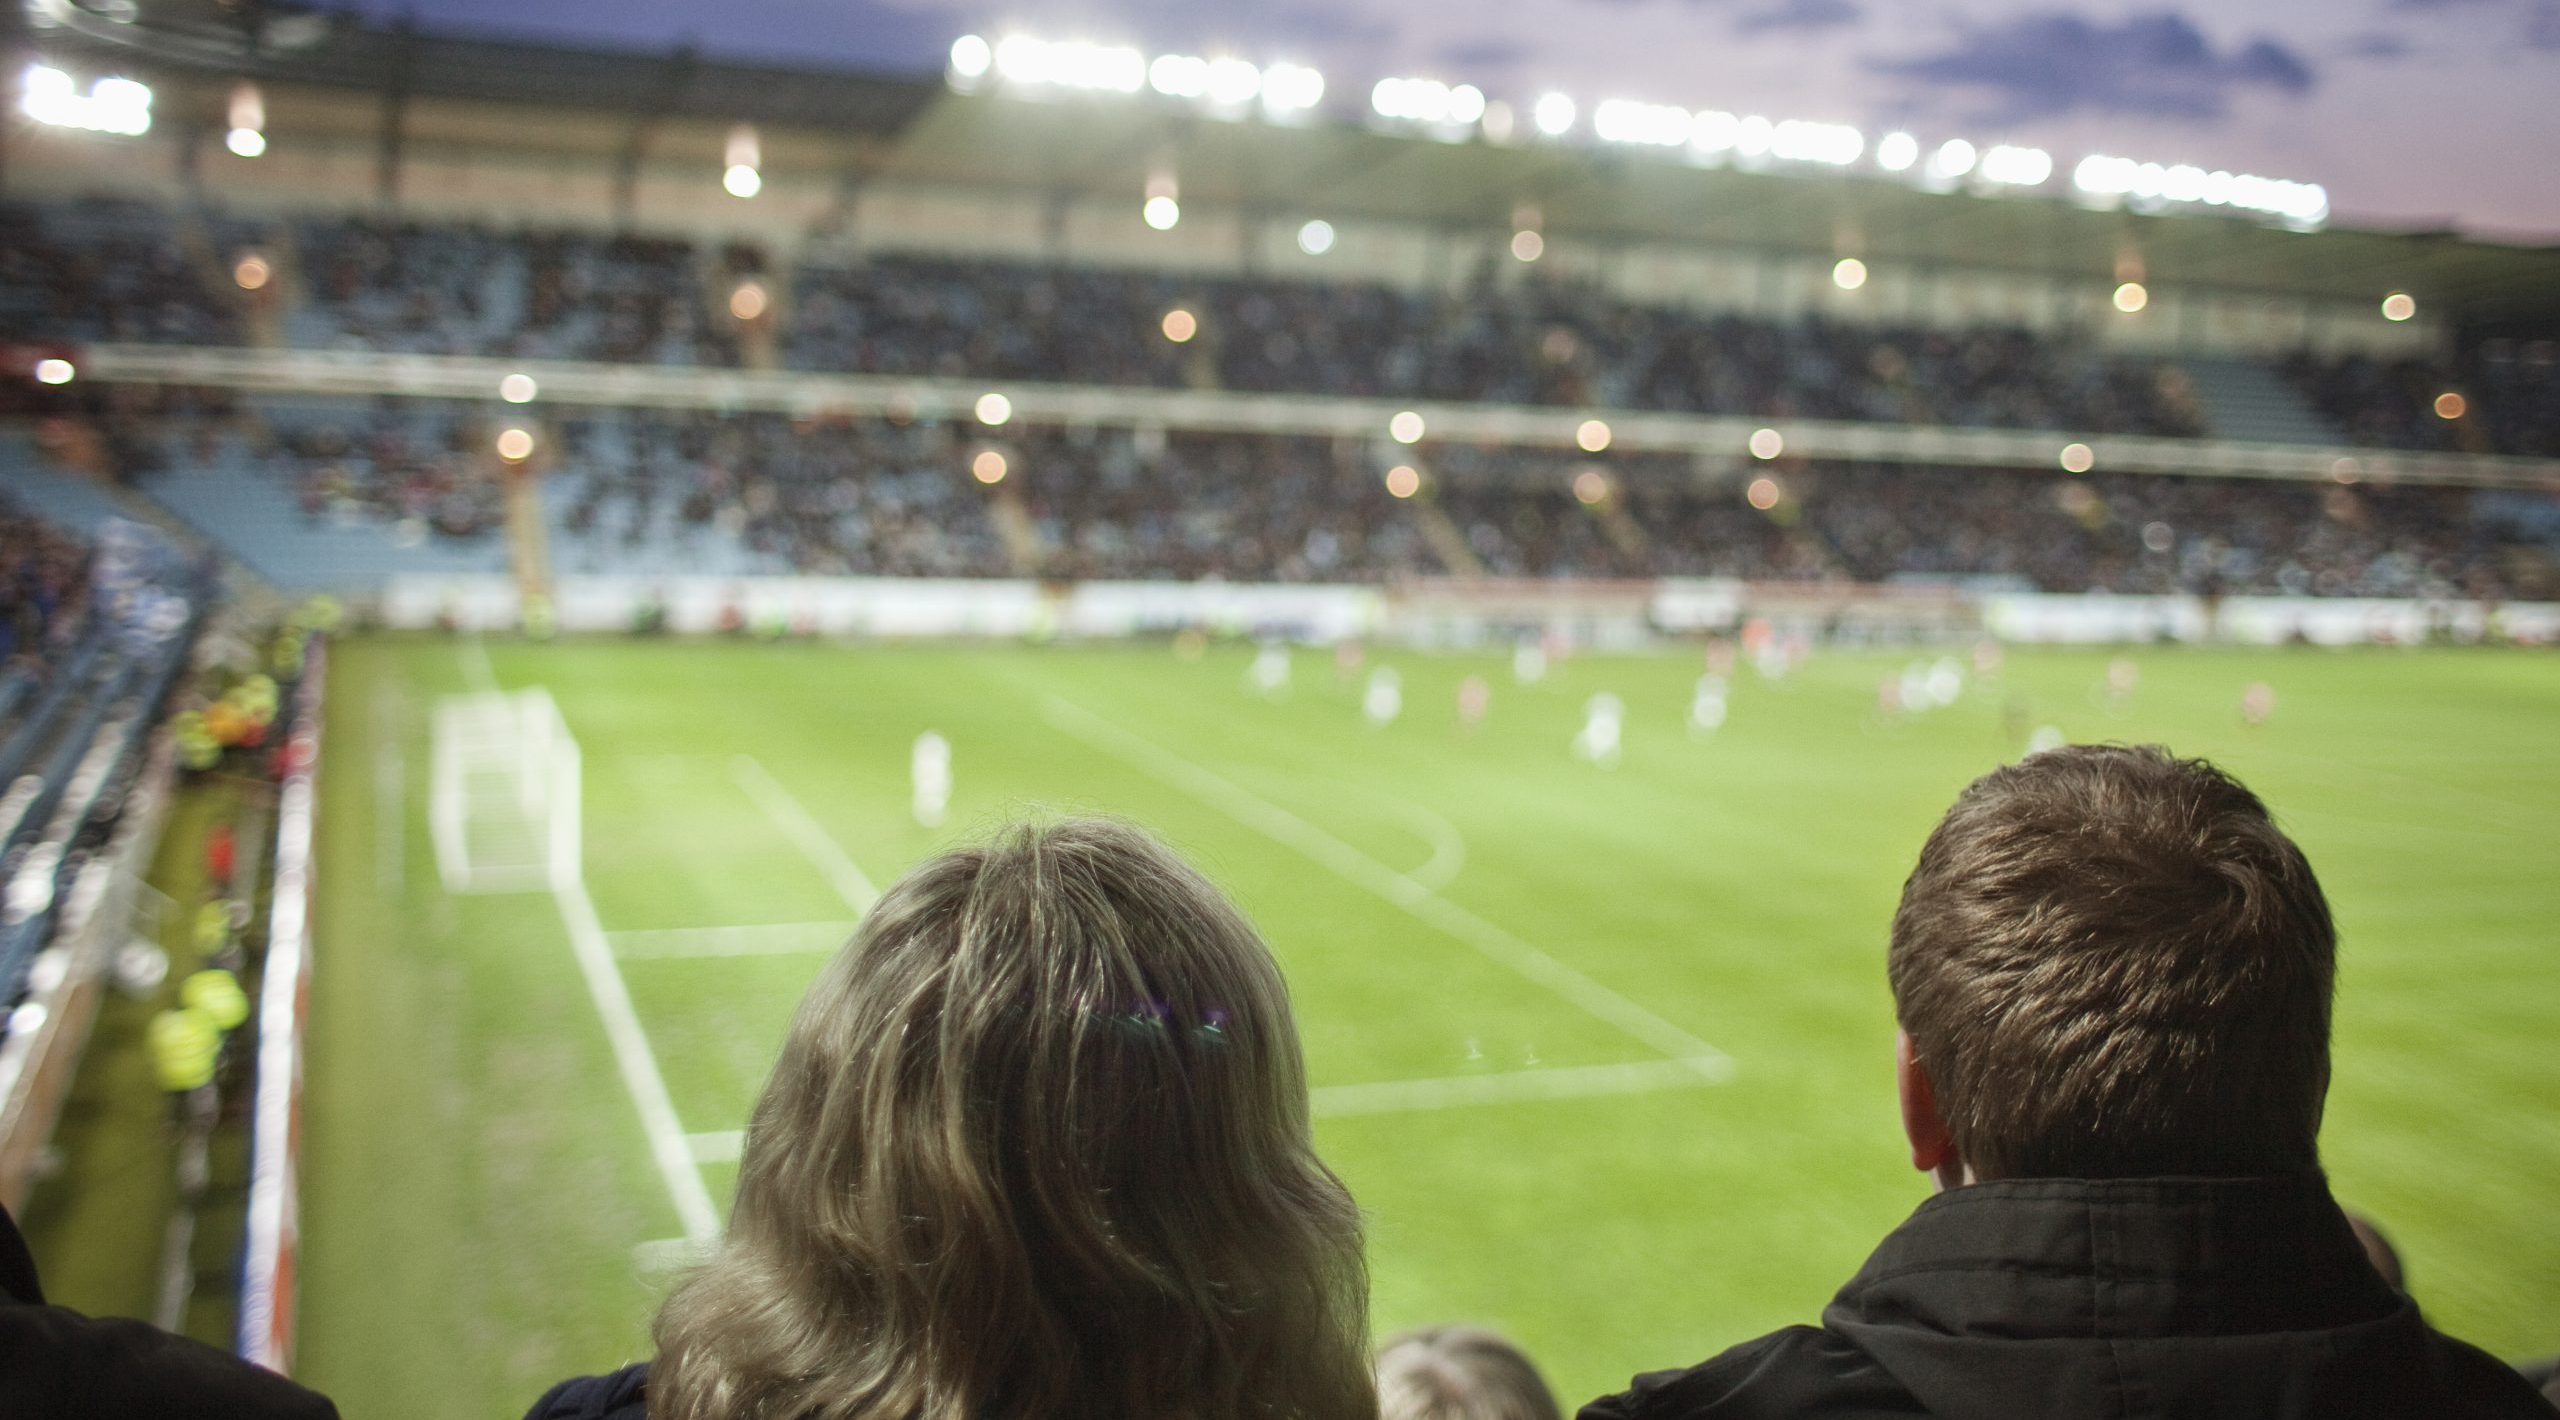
[652,818,1374,1420]
[1376,1327,1562,1420]
[1888,744,2335,1180]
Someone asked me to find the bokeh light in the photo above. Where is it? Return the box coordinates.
[496,427,536,462]
[1575,419,1612,453]
[976,392,1013,426]
[33,358,74,386]
[2434,391,2467,420]
[1510,229,1545,263]
[1384,464,1421,499]
[499,373,538,404]
[1161,308,1198,343]
[2381,292,2416,322]
[1297,219,1336,256]
[2059,442,2095,474]
[1832,258,1868,291]
[1745,476,1782,510]
[2113,281,2149,313]
[1389,410,1426,444]
[1571,468,1609,505]
[1748,427,1784,460]
[233,254,271,291]
[729,280,769,322]
[972,450,1008,484]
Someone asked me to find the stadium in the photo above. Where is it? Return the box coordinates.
[0,0,2555,1416]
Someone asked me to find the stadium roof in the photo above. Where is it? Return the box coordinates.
[20,3,2560,326]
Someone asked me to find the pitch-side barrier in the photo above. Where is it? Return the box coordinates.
[375,573,2560,647]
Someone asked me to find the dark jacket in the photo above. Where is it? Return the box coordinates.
[526,1362,650,1420]
[0,1203,338,1420]
[1584,1175,2556,1420]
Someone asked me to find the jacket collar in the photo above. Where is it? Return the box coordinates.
[0,1203,45,1306]
[1826,1173,2400,1341]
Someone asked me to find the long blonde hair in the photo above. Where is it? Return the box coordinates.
[650,818,1373,1420]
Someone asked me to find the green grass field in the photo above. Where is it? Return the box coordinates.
[301,635,2560,1420]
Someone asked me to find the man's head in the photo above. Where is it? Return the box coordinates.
[1889,744,2336,1182]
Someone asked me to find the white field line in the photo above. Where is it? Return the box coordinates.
[456,632,500,694]
[552,848,724,1243]
[609,919,858,961]
[687,1130,745,1164]
[731,755,880,915]
[672,1053,1723,1166]
[448,646,721,1243]
[1040,695,1732,1081]
[1382,797,1466,891]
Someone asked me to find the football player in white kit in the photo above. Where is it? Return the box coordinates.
[911,730,952,828]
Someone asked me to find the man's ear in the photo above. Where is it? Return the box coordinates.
[1897,1029,1959,1180]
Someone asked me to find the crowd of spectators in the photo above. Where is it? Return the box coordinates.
[146,399,2560,600]
[788,256,2205,435]
[0,493,92,672]
[2284,339,2560,457]
[0,199,238,346]
[23,195,2560,460]
[291,217,747,366]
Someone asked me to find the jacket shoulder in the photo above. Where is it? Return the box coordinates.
[524,1363,651,1420]
[2426,1332,2560,1418]
[0,1304,339,1419]
[1580,1326,1920,1420]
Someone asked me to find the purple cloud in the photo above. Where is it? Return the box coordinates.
[1735,0,1865,33]
[1874,10,2317,122]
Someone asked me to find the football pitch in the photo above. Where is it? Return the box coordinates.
[302,635,2560,1420]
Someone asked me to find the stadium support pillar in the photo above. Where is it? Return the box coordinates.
[375,18,415,208]
[503,458,554,628]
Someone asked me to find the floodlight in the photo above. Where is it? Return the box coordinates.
[1876,131,1918,171]
[1533,92,1576,136]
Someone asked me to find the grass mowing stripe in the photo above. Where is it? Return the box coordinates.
[1041,693,1733,1081]
[607,920,857,959]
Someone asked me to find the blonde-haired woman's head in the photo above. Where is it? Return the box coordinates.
[651,817,1371,1420]
[1376,1327,1561,1420]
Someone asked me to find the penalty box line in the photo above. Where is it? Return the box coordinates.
[446,644,723,1245]
[732,754,881,915]
[1037,695,1733,1083]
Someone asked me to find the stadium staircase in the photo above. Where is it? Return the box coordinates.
[1594,500,1653,564]
[2178,358,2348,446]
[1411,500,1490,577]
[983,487,1048,574]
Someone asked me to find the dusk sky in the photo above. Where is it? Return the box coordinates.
[353,0,2560,241]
